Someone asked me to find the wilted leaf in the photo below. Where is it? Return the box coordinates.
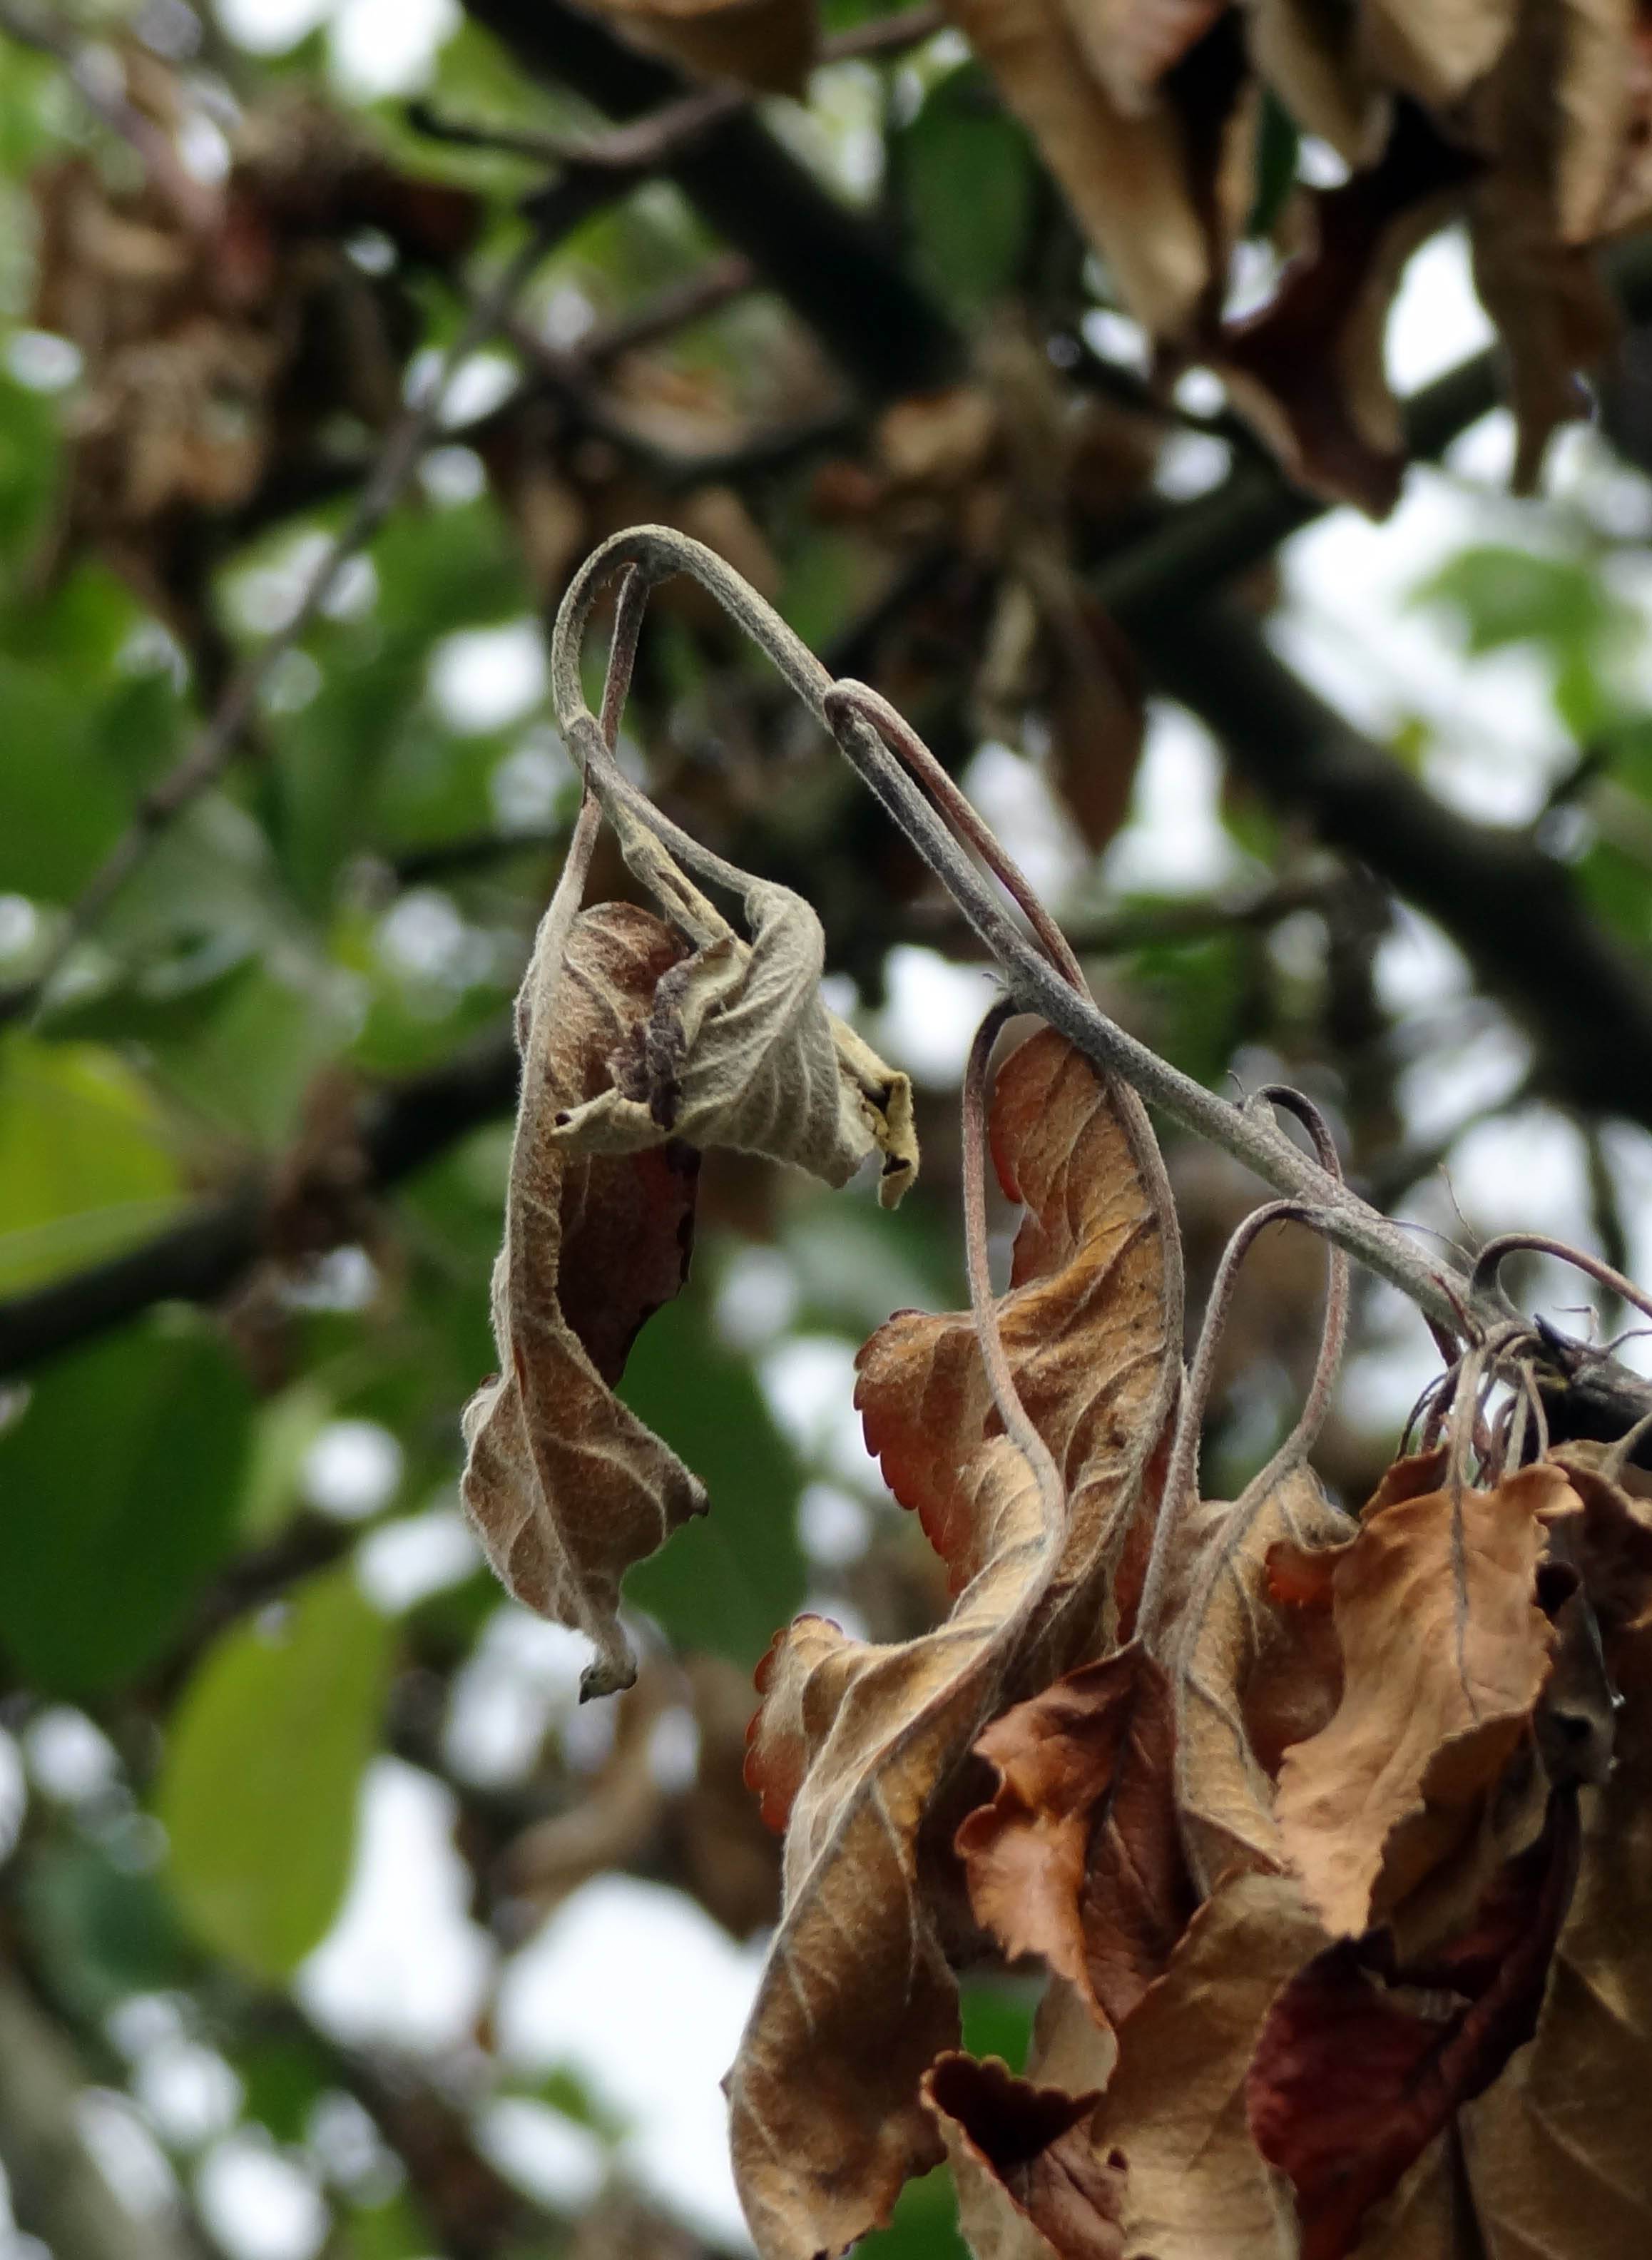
[939,0,1252,338]
[957,1643,1193,2032]
[1044,595,1145,857]
[857,1028,1181,1639]
[1082,1871,1329,2260]
[1248,1791,1581,2260]
[922,2053,1126,2260]
[583,0,815,94]
[1171,1462,1352,1897]
[554,805,917,1209]
[158,1567,393,1981]
[728,1033,1180,2258]
[1268,1453,1570,1938]
[460,900,705,1701]
[1363,0,1519,108]
[1220,106,1477,513]
[0,1316,252,1696]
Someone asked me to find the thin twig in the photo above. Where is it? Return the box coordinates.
[0,225,559,1031]
[548,524,1472,1341]
[1471,1234,1652,1333]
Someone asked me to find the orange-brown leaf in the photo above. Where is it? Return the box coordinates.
[1269,1457,1571,1937]
[728,1034,1180,2259]
[460,903,703,1699]
[856,1028,1182,1646]
[957,1642,1193,2032]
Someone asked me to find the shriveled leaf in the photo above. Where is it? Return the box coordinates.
[1248,1792,1581,2260]
[586,0,815,93]
[939,0,1252,337]
[1171,1462,1352,1897]
[1085,1873,1328,2259]
[957,1642,1193,2032]
[1220,106,1477,513]
[1044,594,1145,856]
[857,1027,1181,1644]
[922,2054,1126,2260]
[460,900,704,1700]
[554,805,917,1208]
[1364,0,1520,107]
[731,1445,1054,2258]
[1459,1744,1652,2255]
[1268,1452,1569,1937]
[729,1033,1179,2257]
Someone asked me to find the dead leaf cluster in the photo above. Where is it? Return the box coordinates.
[704,1024,1652,2256]
[578,0,1651,510]
[31,89,479,631]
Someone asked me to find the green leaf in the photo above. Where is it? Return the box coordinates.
[237,2032,335,2145]
[0,1034,184,1292]
[157,1567,394,1981]
[857,2167,967,2258]
[902,65,1036,313]
[21,1841,202,2017]
[0,1315,253,1695]
[618,1290,807,1669]
[1417,545,1627,671]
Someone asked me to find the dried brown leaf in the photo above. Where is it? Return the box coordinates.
[1268,1456,1570,1937]
[1220,106,1477,513]
[1247,1791,1581,2260]
[588,0,815,93]
[461,902,703,1699]
[940,0,1251,337]
[1092,1872,1329,2259]
[728,1034,1179,2258]
[1064,0,1230,114]
[1172,1462,1352,1897]
[1363,0,1520,108]
[923,2054,1127,2260]
[1459,1743,1652,2254]
[554,804,917,1208]
[856,1028,1181,1639]
[957,1643,1193,2032]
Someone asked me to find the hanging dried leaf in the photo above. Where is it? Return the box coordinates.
[1268,1453,1571,1938]
[461,903,703,1700]
[957,1643,1193,2032]
[1091,1872,1329,2259]
[583,0,815,93]
[1042,593,1146,857]
[1363,0,1521,108]
[939,0,1253,338]
[922,2054,1127,2260]
[1247,1791,1581,2260]
[857,1027,1181,1641]
[554,805,917,1208]
[1173,1462,1352,1897]
[1219,106,1479,514]
[1074,0,1231,115]
[728,1033,1179,2259]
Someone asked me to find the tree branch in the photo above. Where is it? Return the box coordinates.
[459,0,962,399]
[1129,598,1652,1131]
[0,1032,517,1376]
[0,1958,199,2260]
